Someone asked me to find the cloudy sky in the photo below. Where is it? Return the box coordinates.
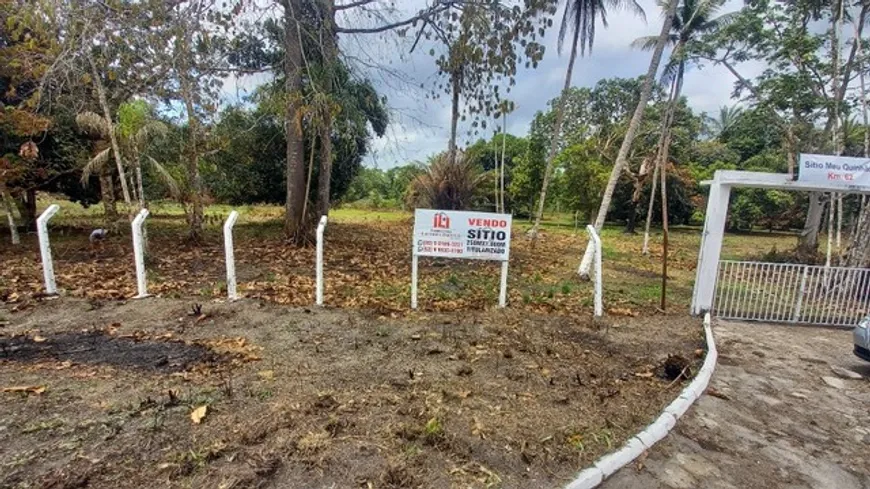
[225,0,756,169]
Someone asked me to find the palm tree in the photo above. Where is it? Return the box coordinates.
[634,0,734,254]
[408,151,486,210]
[529,0,646,240]
[76,111,178,222]
[578,0,679,277]
[705,104,744,138]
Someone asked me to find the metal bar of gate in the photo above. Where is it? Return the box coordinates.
[848,268,864,325]
[783,265,800,322]
[749,263,763,319]
[726,261,739,318]
[713,262,728,313]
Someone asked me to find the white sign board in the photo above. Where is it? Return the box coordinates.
[411,209,513,309]
[413,209,512,261]
[799,153,870,189]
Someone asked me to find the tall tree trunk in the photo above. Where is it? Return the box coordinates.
[316,124,333,218]
[316,0,337,219]
[579,0,679,277]
[179,69,203,241]
[640,64,681,246]
[302,136,317,221]
[1,183,19,245]
[16,189,37,230]
[826,195,835,266]
[500,112,507,213]
[449,68,461,164]
[530,23,580,239]
[657,65,685,312]
[845,195,870,268]
[86,52,132,207]
[798,192,823,259]
[843,12,870,265]
[859,22,870,158]
[283,0,307,238]
[831,0,843,261]
[494,132,500,212]
[785,123,797,177]
[99,164,119,224]
[642,157,660,255]
[135,157,146,210]
[660,125,670,311]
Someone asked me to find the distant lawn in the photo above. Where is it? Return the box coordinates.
[3,198,814,313]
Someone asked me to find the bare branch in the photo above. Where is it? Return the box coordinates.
[335,0,376,11]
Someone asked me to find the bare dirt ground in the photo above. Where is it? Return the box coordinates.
[0,298,703,489]
[604,320,870,489]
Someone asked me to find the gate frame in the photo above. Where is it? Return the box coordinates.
[691,170,870,316]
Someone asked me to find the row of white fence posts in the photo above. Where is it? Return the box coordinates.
[583,224,604,318]
[37,206,151,299]
[35,207,603,316]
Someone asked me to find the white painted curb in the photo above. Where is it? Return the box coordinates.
[563,313,716,488]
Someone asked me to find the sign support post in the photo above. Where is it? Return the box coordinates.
[411,209,512,309]
[37,204,60,295]
[499,261,509,308]
[411,249,419,309]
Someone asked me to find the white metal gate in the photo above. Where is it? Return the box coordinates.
[713,261,870,327]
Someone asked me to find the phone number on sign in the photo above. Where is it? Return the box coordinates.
[417,240,463,254]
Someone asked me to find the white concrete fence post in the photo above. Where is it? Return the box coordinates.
[224,210,239,301]
[37,204,60,295]
[132,208,150,299]
[585,225,603,318]
[316,215,327,306]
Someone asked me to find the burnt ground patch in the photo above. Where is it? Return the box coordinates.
[0,331,220,372]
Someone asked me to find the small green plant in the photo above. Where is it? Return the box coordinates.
[566,433,585,452]
[423,416,444,442]
[375,325,391,337]
[561,282,573,295]
[592,429,614,449]
[447,273,461,287]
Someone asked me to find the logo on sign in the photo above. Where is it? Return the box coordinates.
[433,212,451,229]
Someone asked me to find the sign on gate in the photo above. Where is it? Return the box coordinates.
[799,153,870,189]
[411,209,513,309]
[413,209,512,261]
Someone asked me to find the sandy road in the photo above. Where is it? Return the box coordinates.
[602,320,870,489]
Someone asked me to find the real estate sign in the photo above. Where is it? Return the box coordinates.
[411,209,513,309]
[799,153,870,188]
[412,209,512,261]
